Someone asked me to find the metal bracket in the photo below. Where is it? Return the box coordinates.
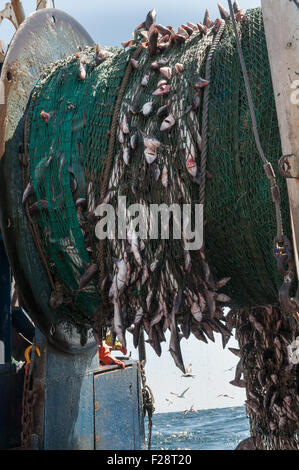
[278,154,299,178]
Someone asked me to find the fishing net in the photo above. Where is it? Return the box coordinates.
[23,8,292,358]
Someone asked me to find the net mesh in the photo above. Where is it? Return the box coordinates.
[24,8,292,346]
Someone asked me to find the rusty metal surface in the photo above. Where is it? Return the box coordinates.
[0,9,95,353]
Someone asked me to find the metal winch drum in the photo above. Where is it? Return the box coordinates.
[0,7,294,355]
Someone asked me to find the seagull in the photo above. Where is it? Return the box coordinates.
[165,398,174,406]
[181,363,196,378]
[224,367,234,372]
[183,404,199,416]
[217,394,234,399]
[170,387,190,399]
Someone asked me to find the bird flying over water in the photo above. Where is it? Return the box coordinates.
[181,363,196,378]
[165,397,174,405]
[183,404,199,416]
[217,394,234,399]
[170,387,190,398]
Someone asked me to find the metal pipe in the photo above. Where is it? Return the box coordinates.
[11,0,25,26]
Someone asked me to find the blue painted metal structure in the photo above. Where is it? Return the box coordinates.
[94,363,145,450]
[0,233,24,449]
[0,232,11,363]
[0,364,24,449]
[33,330,145,450]
[0,10,146,449]
[0,233,145,450]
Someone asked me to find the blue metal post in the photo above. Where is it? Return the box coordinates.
[0,232,11,364]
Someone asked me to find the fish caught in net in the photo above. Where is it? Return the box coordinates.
[23,7,292,374]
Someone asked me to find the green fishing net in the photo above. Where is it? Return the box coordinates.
[24,8,291,333]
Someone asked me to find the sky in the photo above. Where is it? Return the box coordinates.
[0,0,261,413]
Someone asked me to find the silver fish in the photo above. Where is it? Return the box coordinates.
[156,24,173,36]
[233,0,241,14]
[151,162,161,181]
[160,114,175,132]
[203,8,213,28]
[76,198,87,210]
[127,227,142,266]
[146,290,153,311]
[150,259,159,272]
[95,45,111,64]
[140,130,161,151]
[157,79,167,88]
[118,128,125,144]
[142,101,154,116]
[157,104,169,119]
[172,290,183,316]
[114,258,128,293]
[133,308,144,348]
[174,63,184,74]
[121,115,130,134]
[217,2,230,20]
[78,264,98,290]
[152,84,170,96]
[77,61,86,80]
[192,92,201,110]
[217,277,231,289]
[228,347,241,358]
[123,146,130,166]
[230,379,246,388]
[113,297,126,348]
[150,308,164,328]
[194,77,209,89]
[169,305,186,373]
[157,57,170,68]
[191,302,203,323]
[187,22,197,30]
[179,26,191,38]
[144,149,157,165]
[144,8,157,31]
[141,264,149,285]
[129,104,139,115]
[216,294,231,303]
[141,74,150,86]
[162,165,168,188]
[22,183,34,205]
[29,200,48,217]
[197,23,208,34]
[130,58,139,69]
[130,132,138,151]
[179,25,191,38]
[160,67,172,80]
[186,157,197,177]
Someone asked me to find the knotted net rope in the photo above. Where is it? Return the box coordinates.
[23,8,292,364]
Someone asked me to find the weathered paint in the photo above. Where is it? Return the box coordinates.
[94,362,145,450]
[262,0,299,281]
[33,330,145,450]
[0,235,11,363]
[0,10,96,353]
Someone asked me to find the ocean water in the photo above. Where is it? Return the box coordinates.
[147,406,251,450]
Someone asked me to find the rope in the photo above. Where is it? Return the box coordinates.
[140,361,155,450]
[227,0,283,242]
[200,20,226,206]
[96,44,143,319]
[21,134,56,291]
